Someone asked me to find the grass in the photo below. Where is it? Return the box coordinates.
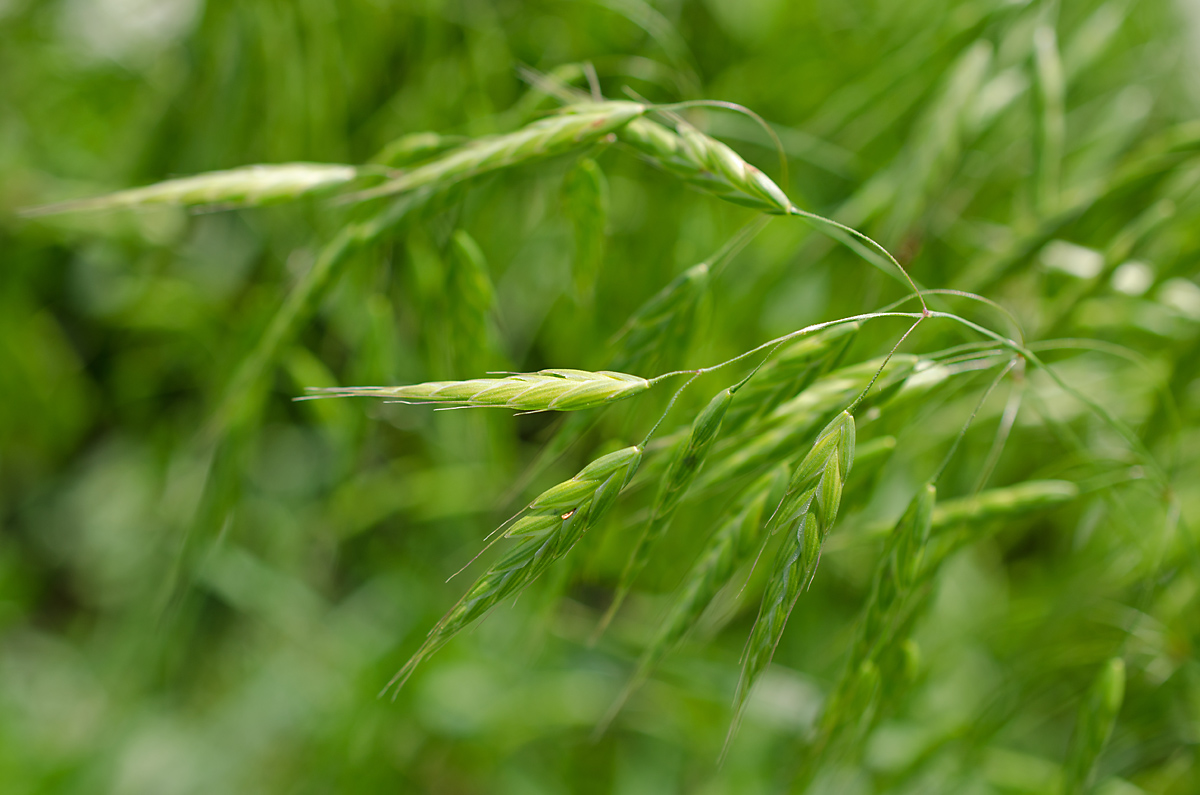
[3,1,1199,793]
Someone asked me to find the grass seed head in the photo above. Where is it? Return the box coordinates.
[308,369,650,411]
[386,445,642,695]
[598,464,788,733]
[23,163,359,215]
[357,101,646,202]
[619,116,792,214]
[728,411,855,740]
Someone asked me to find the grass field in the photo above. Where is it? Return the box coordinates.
[3,1,1200,793]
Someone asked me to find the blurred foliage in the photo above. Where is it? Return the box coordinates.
[3,0,1200,793]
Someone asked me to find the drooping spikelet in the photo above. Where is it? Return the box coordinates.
[355,101,647,201]
[619,116,793,214]
[728,411,855,742]
[307,369,651,412]
[384,446,643,695]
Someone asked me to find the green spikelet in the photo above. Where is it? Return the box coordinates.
[619,116,793,214]
[307,369,651,411]
[24,163,360,214]
[697,355,913,489]
[598,386,736,635]
[357,101,646,201]
[728,411,856,744]
[722,323,861,434]
[383,446,643,695]
[798,485,936,787]
[1062,658,1125,795]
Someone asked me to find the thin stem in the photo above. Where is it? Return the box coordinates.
[847,317,924,413]
[931,357,1020,484]
[973,364,1025,493]
[787,207,928,315]
[648,311,926,386]
[641,374,699,446]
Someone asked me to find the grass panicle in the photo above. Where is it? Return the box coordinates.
[727,411,856,747]
[307,369,650,412]
[23,163,360,215]
[355,101,646,202]
[598,385,737,635]
[1062,657,1126,795]
[384,445,643,696]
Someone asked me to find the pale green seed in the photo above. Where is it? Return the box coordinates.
[307,369,650,411]
[619,116,792,214]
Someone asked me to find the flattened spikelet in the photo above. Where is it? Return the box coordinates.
[24,163,359,215]
[356,101,646,201]
[384,446,643,695]
[619,116,792,214]
[307,369,651,411]
[801,485,936,782]
[728,411,855,744]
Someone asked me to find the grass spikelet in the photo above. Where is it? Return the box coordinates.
[306,369,650,411]
[563,157,609,301]
[23,163,359,215]
[355,101,646,202]
[384,445,643,695]
[598,465,789,733]
[619,116,792,213]
[1062,657,1125,795]
[727,411,855,746]
[799,485,936,785]
[597,385,736,635]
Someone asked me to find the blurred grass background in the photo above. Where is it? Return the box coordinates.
[3,0,1200,793]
